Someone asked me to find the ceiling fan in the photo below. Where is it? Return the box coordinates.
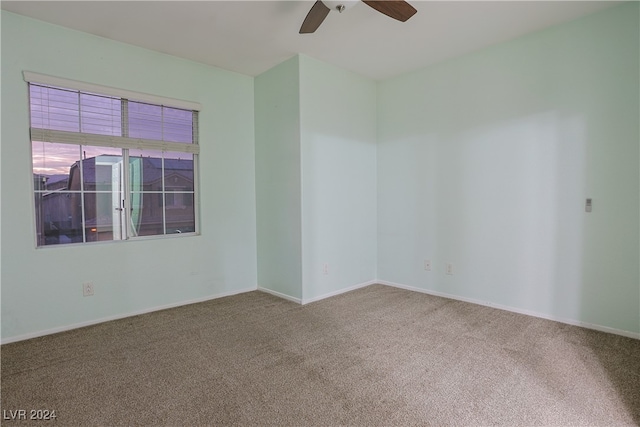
[300,0,417,34]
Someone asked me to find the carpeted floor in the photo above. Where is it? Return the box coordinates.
[2,284,639,426]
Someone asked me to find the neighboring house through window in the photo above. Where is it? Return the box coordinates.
[27,72,200,247]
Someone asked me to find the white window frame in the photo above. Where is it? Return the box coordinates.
[26,72,201,248]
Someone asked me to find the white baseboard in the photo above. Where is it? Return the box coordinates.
[302,280,377,305]
[378,280,640,340]
[258,280,377,305]
[5,280,636,344]
[257,287,302,304]
[1,286,258,345]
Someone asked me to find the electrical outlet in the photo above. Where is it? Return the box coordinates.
[424,259,431,271]
[82,282,94,297]
[322,263,329,275]
[445,263,454,275]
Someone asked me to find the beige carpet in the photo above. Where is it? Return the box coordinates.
[2,284,639,426]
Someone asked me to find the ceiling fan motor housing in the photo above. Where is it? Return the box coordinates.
[300,0,416,34]
[322,0,359,13]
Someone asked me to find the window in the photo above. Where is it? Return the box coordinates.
[27,73,200,247]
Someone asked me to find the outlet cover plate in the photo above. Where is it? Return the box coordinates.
[83,282,94,297]
[445,263,454,275]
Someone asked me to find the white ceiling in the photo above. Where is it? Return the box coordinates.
[1,1,620,80]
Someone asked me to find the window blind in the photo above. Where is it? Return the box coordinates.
[28,83,199,154]
[23,71,202,111]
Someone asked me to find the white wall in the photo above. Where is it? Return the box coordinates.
[377,3,639,334]
[1,12,258,342]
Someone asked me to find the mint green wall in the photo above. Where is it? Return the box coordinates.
[255,56,303,299]
[299,56,377,301]
[377,3,639,333]
[1,12,258,341]
[254,55,377,302]
[3,4,638,341]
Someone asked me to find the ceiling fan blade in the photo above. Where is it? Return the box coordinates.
[362,0,417,22]
[300,0,331,34]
